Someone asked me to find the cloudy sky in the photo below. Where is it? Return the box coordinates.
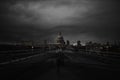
[0,0,120,43]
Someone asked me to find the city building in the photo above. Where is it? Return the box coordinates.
[55,32,65,45]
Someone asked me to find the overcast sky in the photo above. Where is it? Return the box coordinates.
[0,0,120,43]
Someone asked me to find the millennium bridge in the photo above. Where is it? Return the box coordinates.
[0,48,120,80]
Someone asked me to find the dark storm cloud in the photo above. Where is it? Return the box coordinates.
[0,0,120,43]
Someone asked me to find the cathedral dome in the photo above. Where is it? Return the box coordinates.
[56,32,65,45]
[57,35,64,40]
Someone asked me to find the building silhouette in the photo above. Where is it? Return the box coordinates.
[56,32,65,45]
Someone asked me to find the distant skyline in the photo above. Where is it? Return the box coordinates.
[0,0,120,43]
